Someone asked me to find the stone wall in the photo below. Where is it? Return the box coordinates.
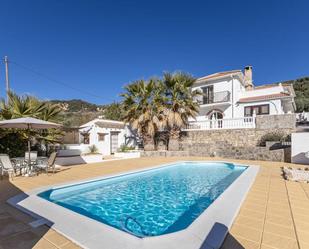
[141,114,296,162]
[256,114,296,130]
[178,114,296,162]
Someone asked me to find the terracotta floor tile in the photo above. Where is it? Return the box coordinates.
[260,245,278,249]
[239,208,265,220]
[230,224,262,243]
[294,220,309,232]
[265,214,294,227]
[266,206,291,217]
[32,238,58,249]
[263,221,296,239]
[44,230,71,247]
[297,230,309,245]
[292,207,309,217]
[60,242,83,249]
[299,241,309,249]
[262,232,299,249]
[234,215,264,231]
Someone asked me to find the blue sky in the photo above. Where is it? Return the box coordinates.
[0,0,308,104]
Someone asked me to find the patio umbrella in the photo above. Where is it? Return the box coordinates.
[0,117,61,173]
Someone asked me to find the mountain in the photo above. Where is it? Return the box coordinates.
[48,99,124,127]
[49,99,102,112]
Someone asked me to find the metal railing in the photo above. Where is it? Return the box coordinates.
[202,91,230,104]
[184,117,256,130]
[121,216,150,237]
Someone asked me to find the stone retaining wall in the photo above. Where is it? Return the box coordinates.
[141,114,296,162]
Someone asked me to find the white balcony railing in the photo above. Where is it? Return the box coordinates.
[184,117,256,130]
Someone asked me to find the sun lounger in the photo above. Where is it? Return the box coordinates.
[0,154,16,180]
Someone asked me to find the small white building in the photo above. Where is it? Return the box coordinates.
[189,66,296,129]
[77,118,130,155]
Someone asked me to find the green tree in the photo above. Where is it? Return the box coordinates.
[121,79,164,150]
[102,102,125,121]
[0,92,63,156]
[161,72,202,150]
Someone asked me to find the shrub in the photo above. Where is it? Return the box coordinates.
[88,145,98,153]
[0,131,27,157]
[118,144,135,152]
[258,131,290,146]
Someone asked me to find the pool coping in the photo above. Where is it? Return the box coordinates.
[7,161,259,249]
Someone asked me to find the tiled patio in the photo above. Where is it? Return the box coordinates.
[0,157,308,249]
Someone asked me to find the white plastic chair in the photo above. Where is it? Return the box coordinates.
[34,152,58,175]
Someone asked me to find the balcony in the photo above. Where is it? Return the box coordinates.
[184,117,256,130]
[202,91,230,105]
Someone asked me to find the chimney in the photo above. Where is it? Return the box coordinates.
[244,66,254,89]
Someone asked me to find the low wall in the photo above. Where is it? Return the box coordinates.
[55,154,104,166]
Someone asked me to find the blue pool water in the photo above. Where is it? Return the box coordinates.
[38,162,246,237]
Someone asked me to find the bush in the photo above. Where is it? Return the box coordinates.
[0,131,27,157]
[118,144,135,152]
[88,145,98,154]
[258,131,290,146]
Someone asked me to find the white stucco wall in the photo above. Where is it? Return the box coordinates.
[240,85,284,98]
[235,99,284,117]
[193,76,244,120]
[291,133,309,165]
[75,119,129,156]
[193,75,289,120]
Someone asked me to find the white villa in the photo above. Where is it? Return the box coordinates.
[189,66,296,129]
[76,118,130,155]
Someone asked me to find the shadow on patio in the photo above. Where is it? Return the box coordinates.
[0,177,77,249]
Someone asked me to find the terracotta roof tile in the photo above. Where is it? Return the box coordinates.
[95,121,125,129]
[238,93,291,103]
[196,70,241,82]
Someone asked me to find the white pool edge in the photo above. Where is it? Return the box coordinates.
[7,161,259,249]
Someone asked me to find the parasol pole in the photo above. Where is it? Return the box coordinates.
[27,124,31,174]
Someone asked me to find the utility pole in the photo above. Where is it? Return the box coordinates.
[4,56,10,102]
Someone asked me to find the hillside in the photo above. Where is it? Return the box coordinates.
[281,76,309,112]
[49,99,102,112]
[48,100,124,127]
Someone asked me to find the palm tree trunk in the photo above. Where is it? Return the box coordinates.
[143,136,155,151]
[168,128,180,151]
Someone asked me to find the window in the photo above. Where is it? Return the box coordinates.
[82,133,89,144]
[244,104,270,116]
[98,133,105,141]
[202,85,214,104]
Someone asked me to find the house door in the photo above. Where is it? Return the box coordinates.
[110,132,119,154]
[209,111,223,128]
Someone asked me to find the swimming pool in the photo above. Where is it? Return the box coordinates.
[38,162,246,238]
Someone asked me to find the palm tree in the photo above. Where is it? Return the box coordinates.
[161,72,202,150]
[121,79,164,151]
[0,92,45,119]
[0,92,63,156]
[0,92,61,121]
